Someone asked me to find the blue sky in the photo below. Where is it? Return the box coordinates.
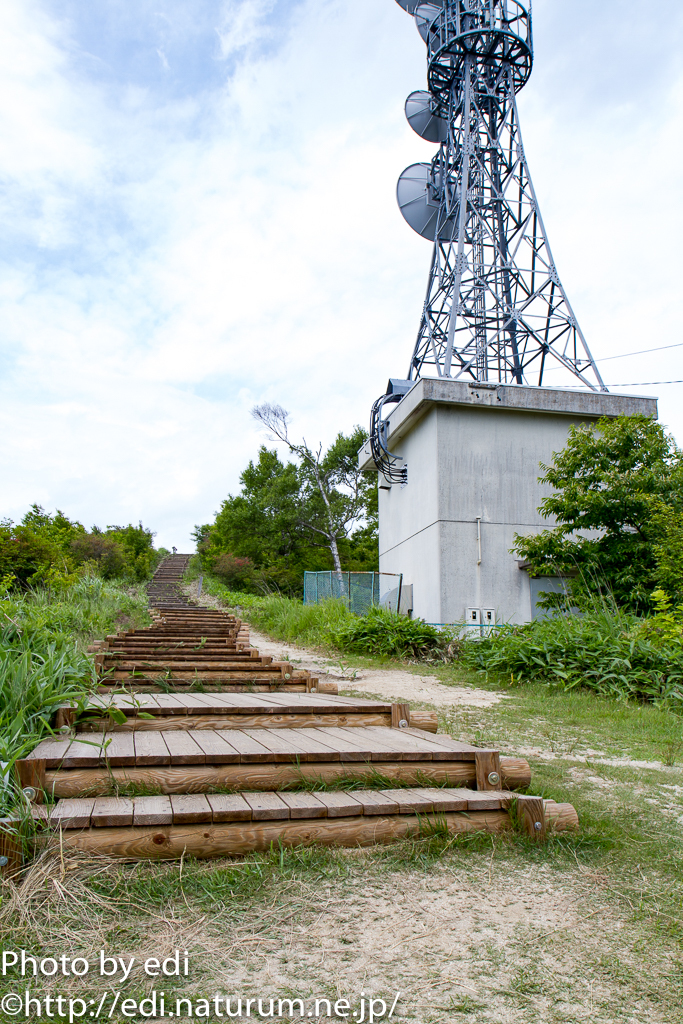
[3,0,683,548]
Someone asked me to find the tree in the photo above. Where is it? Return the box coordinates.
[104,522,158,580]
[513,415,683,612]
[251,404,374,575]
[199,446,311,592]
[0,506,161,587]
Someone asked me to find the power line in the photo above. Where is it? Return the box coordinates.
[607,380,683,387]
[543,340,683,375]
[599,342,683,361]
[558,380,682,389]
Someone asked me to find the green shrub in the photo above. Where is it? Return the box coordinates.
[213,553,257,590]
[70,533,127,578]
[1,507,163,587]
[328,606,444,658]
[460,607,683,705]
[0,524,65,587]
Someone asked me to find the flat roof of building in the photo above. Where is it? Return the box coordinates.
[359,378,658,472]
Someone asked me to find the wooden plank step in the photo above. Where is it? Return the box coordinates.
[26,727,484,769]
[94,683,332,695]
[45,788,514,828]
[69,692,436,732]
[79,691,369,715]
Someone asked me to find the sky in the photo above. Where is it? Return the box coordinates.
[2,0,683,549]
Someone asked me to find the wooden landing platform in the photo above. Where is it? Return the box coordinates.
[57,692,438,734]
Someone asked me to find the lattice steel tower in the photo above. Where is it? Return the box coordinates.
[392,0,605,390]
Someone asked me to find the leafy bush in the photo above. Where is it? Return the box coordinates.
[328,606,444,658]
[0,524,66,587]
[212,553,257,590]
[1,506,163,588]
[70,534,127,578]
[460,607,683,705]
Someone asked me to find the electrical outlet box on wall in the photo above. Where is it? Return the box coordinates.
[466,607,481,625]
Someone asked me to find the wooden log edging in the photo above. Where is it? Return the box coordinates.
[55,811,513,859]
[50,798,579,861]
[0,817,23,876]
[42,756,531,798]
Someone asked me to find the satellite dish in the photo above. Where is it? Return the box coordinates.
[405,91,448,143]
[397,163,458,241]
[397,163,439,240]
[414,2,443,42]
[394,0,421,12]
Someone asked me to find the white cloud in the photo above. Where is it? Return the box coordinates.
[215,0,275,58]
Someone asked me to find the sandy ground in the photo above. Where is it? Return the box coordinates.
[250,624,511,710]
[6,850,672,1024]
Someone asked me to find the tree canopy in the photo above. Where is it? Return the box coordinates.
[0,505,162,587]
[513,415,683,612]
[196,423,378,594]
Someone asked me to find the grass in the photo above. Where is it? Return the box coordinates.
[191,569,452,657]
[192,568,683,711]
[0,576,150,813]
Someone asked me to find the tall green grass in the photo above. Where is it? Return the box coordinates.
[0,577,150,812]
[199,569,683,708]
[194,571,448,656]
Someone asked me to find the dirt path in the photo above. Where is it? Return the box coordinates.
[182,581,508,710]
[251,624,511,709]
[5,585,672,1024]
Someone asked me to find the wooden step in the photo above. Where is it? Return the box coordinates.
[18,727,531,797]
[56,693,438,734]
[37,792,578,860]
[94,682,338,696]
[45,786,512,827]
[101,658,279,671]
[26,726,490,768]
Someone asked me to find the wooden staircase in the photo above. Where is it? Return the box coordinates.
[89,606,331,694]
[10,555,579,866]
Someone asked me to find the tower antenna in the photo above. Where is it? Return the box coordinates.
[372,1,606,480]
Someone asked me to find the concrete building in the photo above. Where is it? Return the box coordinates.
[360,380,658,625]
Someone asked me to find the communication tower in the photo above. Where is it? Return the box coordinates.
[371,0,606,482]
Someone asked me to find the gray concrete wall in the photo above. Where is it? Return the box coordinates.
[361,381,658,624]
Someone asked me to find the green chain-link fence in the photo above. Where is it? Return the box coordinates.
[303,571,403,616]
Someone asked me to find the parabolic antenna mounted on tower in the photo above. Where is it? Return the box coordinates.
[370,0,607,483]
